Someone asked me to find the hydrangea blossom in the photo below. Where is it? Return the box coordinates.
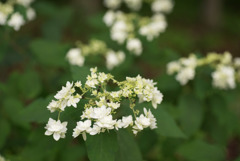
[46,81,81,113]
[67,0,173,70]
[167,52,239,89]
[111,20,128,44]
[45,67,163,141]
[151,0,174,13]
[0,0,36,30]
[106,50,125,70]
[0,11,7,25]
[104,0,122,9]
[126,38,142,56]
[124,0,142,11]
[139,14,167,41]
[66,48,85,67]
[212,65,236,90]
[66,39,126,70]
[167,54,197,85]
[103,10,116,26]
[7,12,25,31]
[45,118,68,141]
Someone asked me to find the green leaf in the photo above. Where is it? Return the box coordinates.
[71,65,91,82]
[18,70,42,99]
[209,95,240,142]
[177,140,225,161]
[234,156,240,161]
[115,129,142,161]
[20,96,57,123]
[178,94,203,136]
[153,104,186,138]
[30,39,69,67]
[86,131,118,161]
[60,144,86,161]
[0,119,11,150]
[3,98,29,128]
[193,70,212,100]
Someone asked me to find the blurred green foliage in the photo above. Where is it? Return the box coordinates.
[0,0,240,161]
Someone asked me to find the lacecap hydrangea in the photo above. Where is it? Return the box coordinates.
[0,0,36,31]
[167,51,240,90]
[45,67,163,141]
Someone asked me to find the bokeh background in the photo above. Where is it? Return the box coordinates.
[0,0,240,161]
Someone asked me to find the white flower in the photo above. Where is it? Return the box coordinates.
[103,10,115,26]
[180,54,197,68]
[8,12,25,31]
[110,91,122,98]
[176,67,195,85]
[115,120,123,130]
[111,20,128,44]
[104,0,122,9]
[106,50,125,70]
[96,115,116,129]
[143,108,157,129]
[234,57,240,67]
[151,0,173,13]
[167,61,181,75]
[67,95,80,108]
[81,107,94,119]
[0,12,7,25]
[89,125,101,135]
[86,78,99,88]
[45,118,67,141]
[96,97,107,107]
[126,38,142,56]
[221,51,232,64]
[139,14,167,41]
[47,100,59,112]
[124,0,142,11]
[212,66,236,89]
[90,106,112,119]
[86,69,99,88]
[54,81,74,100]
[66,48,85,67]
[121,115,133,128]
[16,0,34,7]
[151,88,163,109]
[107,102,120,109]
[73,120,92,140]
[75,81,82,87]
[26,8,36,21]
[98,72,108,83]
[133,114,151,135]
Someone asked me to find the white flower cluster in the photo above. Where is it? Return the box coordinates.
[167,52,240,90]
[47,81,81,112]
[45,118,68,141]
[103,10,143,56]
[104,0,142,11]
[103,0,173,44]
[66,39,126,70]
[66,48,84,67]
[167,54,197,85]
[212,65,235,90]
[152,0,174,13]
[106,50,125,70]
[104,0,173,13]
[45,67,163,141]
[0,0,36,31]
[66,0,173,70]
[139,14,167,41]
